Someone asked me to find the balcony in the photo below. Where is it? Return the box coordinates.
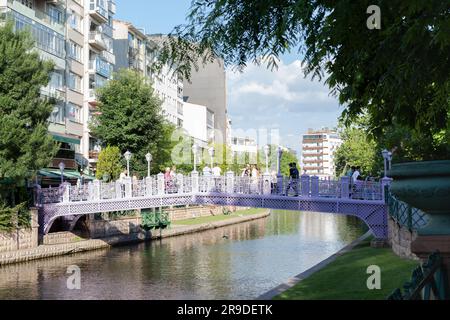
[108,0,116,14]
[89,1,108,23]
[50,158,78,170]
[100,50,115,65]
[89,32,107,51]
[89,150,100,160]
[41,86,65,101]
[88,89,98,105]
[6,1,65,34]
[89,57,111,78]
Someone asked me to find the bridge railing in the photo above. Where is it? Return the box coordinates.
[387,192,428,231]
[38,173,386,204]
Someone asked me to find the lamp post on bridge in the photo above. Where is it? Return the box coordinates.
[382,149,389,178]
[264,145,270,174]
[145,152,152,178]
[59,162,65,185]
[124,150,132,177]
[277,146,283,176]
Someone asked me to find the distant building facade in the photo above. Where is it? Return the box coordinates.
[301,128,342,178]
[183,58,228,146]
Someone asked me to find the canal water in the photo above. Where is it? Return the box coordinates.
[0,210,366,300]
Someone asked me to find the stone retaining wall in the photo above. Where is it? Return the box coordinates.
[0,209,39,253]
[388,216,419,260]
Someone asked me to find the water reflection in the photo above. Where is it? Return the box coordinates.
[0,210,364,300]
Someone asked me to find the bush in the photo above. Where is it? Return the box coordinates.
[0,202,31,232]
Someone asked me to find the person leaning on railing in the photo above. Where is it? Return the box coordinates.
[285,163,300,197]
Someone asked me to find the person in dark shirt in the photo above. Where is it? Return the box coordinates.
[286,163,299,196]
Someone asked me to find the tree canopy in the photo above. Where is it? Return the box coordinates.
[91,69,176,176]
[96,146,123,181]
[0,22,58,199]
[157,0,450,160]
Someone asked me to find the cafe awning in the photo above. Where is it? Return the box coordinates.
[51,134,81,145]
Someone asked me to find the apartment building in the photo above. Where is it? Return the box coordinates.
[300,128,342,178]
[83,0,116,168]
[183,102,215,150]
[183,57,228,146]
[230,136,258,165]
[146,34,184,128]
[112,27,185,128]
[0,0,116,181]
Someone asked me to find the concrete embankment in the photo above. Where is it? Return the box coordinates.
[0,210,270,266]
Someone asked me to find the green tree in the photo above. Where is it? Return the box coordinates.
[91,69,176,176]
[0,22,58,205]
[96,146,122,181]
[334,126,379,178]
[157,1,450,161]
[255,145,298,177]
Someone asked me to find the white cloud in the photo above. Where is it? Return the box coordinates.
[227,59,342,153]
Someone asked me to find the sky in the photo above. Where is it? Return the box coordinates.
[115,0,343,155]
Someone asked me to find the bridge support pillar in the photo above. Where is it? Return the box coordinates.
[340,176,350,199]
[301,175,310,197]
[191,171,199,193]
[226,171,234,194]
[145,177,153,196]
[157,173,165,195]
[263,173,272,195]
[310,176,319,197]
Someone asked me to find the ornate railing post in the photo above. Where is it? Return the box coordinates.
[157,173,165,195]
[340,176,350,199]
[145,176,153,196]
[62,183,70,203]
[277,174,284,195]
[381,177,392,202]
[226,171,235,194]
[310,176,319,197]
[123,177,132,198]
[93,179,100,200]
[191,171,199,193]
[87,181,94,201]
[262,173,272,195]
[204,172,213,192]
[301,175,310,197]
[115,180,122,199]
[177,174,184,194]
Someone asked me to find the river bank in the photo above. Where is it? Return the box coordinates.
[265,233,418,300]
[0,209,270,266]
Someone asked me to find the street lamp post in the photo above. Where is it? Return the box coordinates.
[192,144,198,172]
[277,146,283,176]
[208,146,215,170]
[124,151,132,177]
[264,145,270,174]
[59,162,65,185]
[382,149,389,178]
[387,152,393,172]
[145,153,152,178]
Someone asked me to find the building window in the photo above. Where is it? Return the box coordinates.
[20,0,33,9]
[68,41,83,62]
[47,5,64,25]
[67,103,82,123]
[68,72,82,92]
[69,10,83,33]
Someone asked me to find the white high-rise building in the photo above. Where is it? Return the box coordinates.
[301,128,342,178]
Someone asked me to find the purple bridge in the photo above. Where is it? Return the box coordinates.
[36,172,391,239]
